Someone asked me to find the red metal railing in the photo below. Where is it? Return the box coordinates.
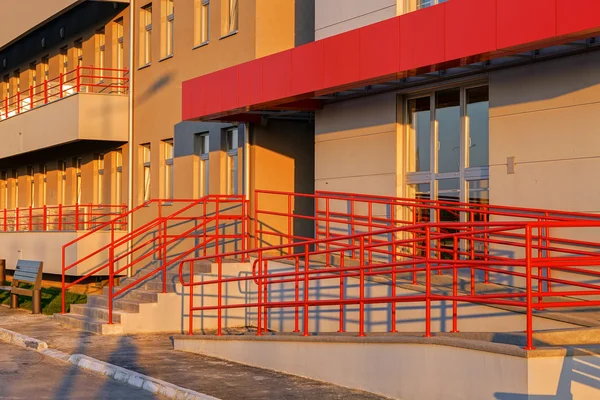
[0,204,127,232]
[61,195,249,323]
[0,66,128,121]
[180,218,600,350]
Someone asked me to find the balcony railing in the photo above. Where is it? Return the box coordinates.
[0,66,129,121]
[0,204,128,232]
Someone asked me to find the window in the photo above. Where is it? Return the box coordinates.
[0,171,7,210]
[3,75,9,100]
[96,154,105,204]
[194,133,209,197]
[74,157,82,204]
[97,29,106,81]
[406,0,448,12]
[405,84,489,220]
[41,56,49,81]
[13,70,20,94]
[59,160,67,204]
[194,0,210,46]
[224,0,238,35]
[12,169,18,209]
[163,139,174,199]
[225,128,238,195]
[162,0,175,58]
[60,46,68,75]
[115,150,123,204]
[141,144,151,201]
[74,38,83,67]
[27,166,35,207]
[115,19,124,70]
[140,4,153,65]
[40,165,47,206]
[30,62,37,87]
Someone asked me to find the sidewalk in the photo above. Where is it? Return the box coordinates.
[0,306,387,400]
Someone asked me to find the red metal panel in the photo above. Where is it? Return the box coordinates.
[359,18,400,81]
[323,29,360,89]
[181,80,192,120]
[262,50,293,103]
[189,75,208,120]
[291,40,324,95]
[219,67,240,112]
[557,0,600,36]
[203,71,223,116]
[238,59,263,108]
[399,5,445,71]
[497,0,556,50]
[445,0,497,61]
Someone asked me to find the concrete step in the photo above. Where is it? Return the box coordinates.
[87,294,154,313]
[69,303,131,324]
[54,313,123,335]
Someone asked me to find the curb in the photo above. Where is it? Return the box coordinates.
[0,327,219,400]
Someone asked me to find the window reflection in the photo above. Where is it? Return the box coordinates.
[436,88,461,174]
[408,97,431,173]
[467,86,490,168]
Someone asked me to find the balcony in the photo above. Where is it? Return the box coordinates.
[0,67,129,160]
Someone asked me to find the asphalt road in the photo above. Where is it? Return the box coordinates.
[0,342,161,400]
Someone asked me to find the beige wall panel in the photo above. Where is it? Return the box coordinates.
[0,94,127,159]
[315,0,396,39]
[315,174,397,197]
[489,103,600,166]
[0,0,79,49]
[489,158,600,212]
[490,51,600,118]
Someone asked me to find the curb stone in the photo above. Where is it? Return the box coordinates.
[0,327,219,400]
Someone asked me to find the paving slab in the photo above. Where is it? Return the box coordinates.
[0,341,160,400]
[0,306,387,400]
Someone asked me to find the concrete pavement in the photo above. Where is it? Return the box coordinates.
[0,306,387,399]
[0,341,161,400]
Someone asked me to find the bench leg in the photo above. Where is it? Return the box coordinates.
[32,290,42,314]
[9,293,18,309]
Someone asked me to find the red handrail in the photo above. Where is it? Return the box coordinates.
[0,66,129,121]
[180,216,600,351]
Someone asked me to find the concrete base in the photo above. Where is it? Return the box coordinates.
[174,335,600,400]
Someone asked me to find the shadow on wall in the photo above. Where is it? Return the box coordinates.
[495,347,600,400]
[135,73,174,108]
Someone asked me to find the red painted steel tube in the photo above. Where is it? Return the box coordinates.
[263,260,269,331]
[189,261,195,335]
[303,244,310,336]
[257,251,263,336]
[358,236,366,337]
[338,251,345,333]
[525,226,534,350]
[424,226,432,338]
[294,255,300,333]
[217,256,223,336]
[108,223,115,325]
[452,236,459,333]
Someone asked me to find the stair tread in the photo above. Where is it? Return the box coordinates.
[55,312,116,326]
[70,303,136,315]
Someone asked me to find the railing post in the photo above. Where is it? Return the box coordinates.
[254,191,259,249]
[59,73,64,99]
[29,206,32,231]
[76,66,81,93]
[162,219,167,294]
[338,251,346,333]
[424,225,432,338]
[525,225,535,350]
[188,261,195,335]
[241,199,247,262]
[88,203,92,230]
[294,255,300,333]
[75,204,80,230]
[15,207,19,231]
[358,236,366,337]
[108,222,115,325]
[58,204,63,231]
[4,96,7,117]
[263,260,269,331]
[3,209,6,232]
[217,256,223,336]
[287,194,292,247]
[16,91,20,114]
[61,245,66,314]
[303,244,310,336]
[43,205,47,231]
[44,80,48,104]
[29,85,33,110]
[451,235,459,333]
[256,251,263,336]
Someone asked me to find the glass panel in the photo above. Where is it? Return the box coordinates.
[436,88,461,174]
[410,183,431,224]
[408,97,431,172]
[467,86,489,168]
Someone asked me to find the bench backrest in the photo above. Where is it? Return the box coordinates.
[12,260,43,290]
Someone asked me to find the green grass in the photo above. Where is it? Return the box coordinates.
[0,282,87,315]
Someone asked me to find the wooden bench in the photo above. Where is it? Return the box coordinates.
[0,260,43,314]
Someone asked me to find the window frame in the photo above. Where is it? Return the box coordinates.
[194,133,210,197]
[225,128,239,195]
[141,143,152,202]
[162,139,174,200]
[140,4,153,67]
[194,0,210,48]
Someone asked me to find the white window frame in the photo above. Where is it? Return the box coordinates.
[194,0,210,47]
[195,133,210,197]
[75,157,82,205]
[225,128,239,195]
[41,164,47,206]
[164,0,175,57]
[163,139,174,199]
[142,144,152,202]
[141,4,153,66]
[225,0,238,36]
